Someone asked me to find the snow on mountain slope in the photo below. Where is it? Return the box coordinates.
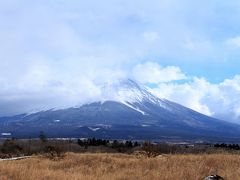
[101,79,146,102]
[100,79,173,114]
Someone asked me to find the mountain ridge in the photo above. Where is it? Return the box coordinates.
[0,79,240,142]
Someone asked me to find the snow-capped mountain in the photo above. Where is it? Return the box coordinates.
[101,79,157,103]
[1,79,240,142]
[99,79,171,115]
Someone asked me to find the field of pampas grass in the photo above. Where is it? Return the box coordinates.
[0,153,240,180]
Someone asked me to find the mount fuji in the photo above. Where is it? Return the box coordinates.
[1,79,240,142]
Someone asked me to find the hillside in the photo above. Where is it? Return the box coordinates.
[0,79,240,142]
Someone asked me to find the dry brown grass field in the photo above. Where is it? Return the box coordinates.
[0,153,240,180]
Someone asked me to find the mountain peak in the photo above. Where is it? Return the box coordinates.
[101,79,141,91]
[100,79,151,103]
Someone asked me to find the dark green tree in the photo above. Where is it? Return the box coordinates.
[39,131,47,143]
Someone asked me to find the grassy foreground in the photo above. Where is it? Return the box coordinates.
[0,153,240,180]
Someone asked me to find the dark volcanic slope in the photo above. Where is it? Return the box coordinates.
[0,79,240,142]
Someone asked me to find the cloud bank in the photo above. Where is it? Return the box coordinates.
[133,62,186,83]
[148,74,240,123]
[0,1,240,124]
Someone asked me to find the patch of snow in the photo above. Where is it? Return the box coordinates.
[24,107,54,116]
[1,133,11,136]
[0,156,31,161]
[96,124,112,128]
[121,101,147,115]
[100,79,145,104]
[99,79,175,113]
[88,127,101,131]
[141,124,150,127]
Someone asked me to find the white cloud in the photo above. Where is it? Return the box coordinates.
[149,77,213,116]
[149,75,240,123]
[133,62,187,83]
[143,31,160,42]
[226,36,240,48]
[0,54,128,116]
[183,39,212,51]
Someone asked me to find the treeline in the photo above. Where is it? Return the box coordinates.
[214,143,240,150]
[1,139,23,155]
[0,138,67,159]
[77,138,140,149]
[2,134,240,160]
[0,137,141,159]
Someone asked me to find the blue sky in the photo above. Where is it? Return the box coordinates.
[1,1,240,123]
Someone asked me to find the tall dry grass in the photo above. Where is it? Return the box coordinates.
[0,153,239,180]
